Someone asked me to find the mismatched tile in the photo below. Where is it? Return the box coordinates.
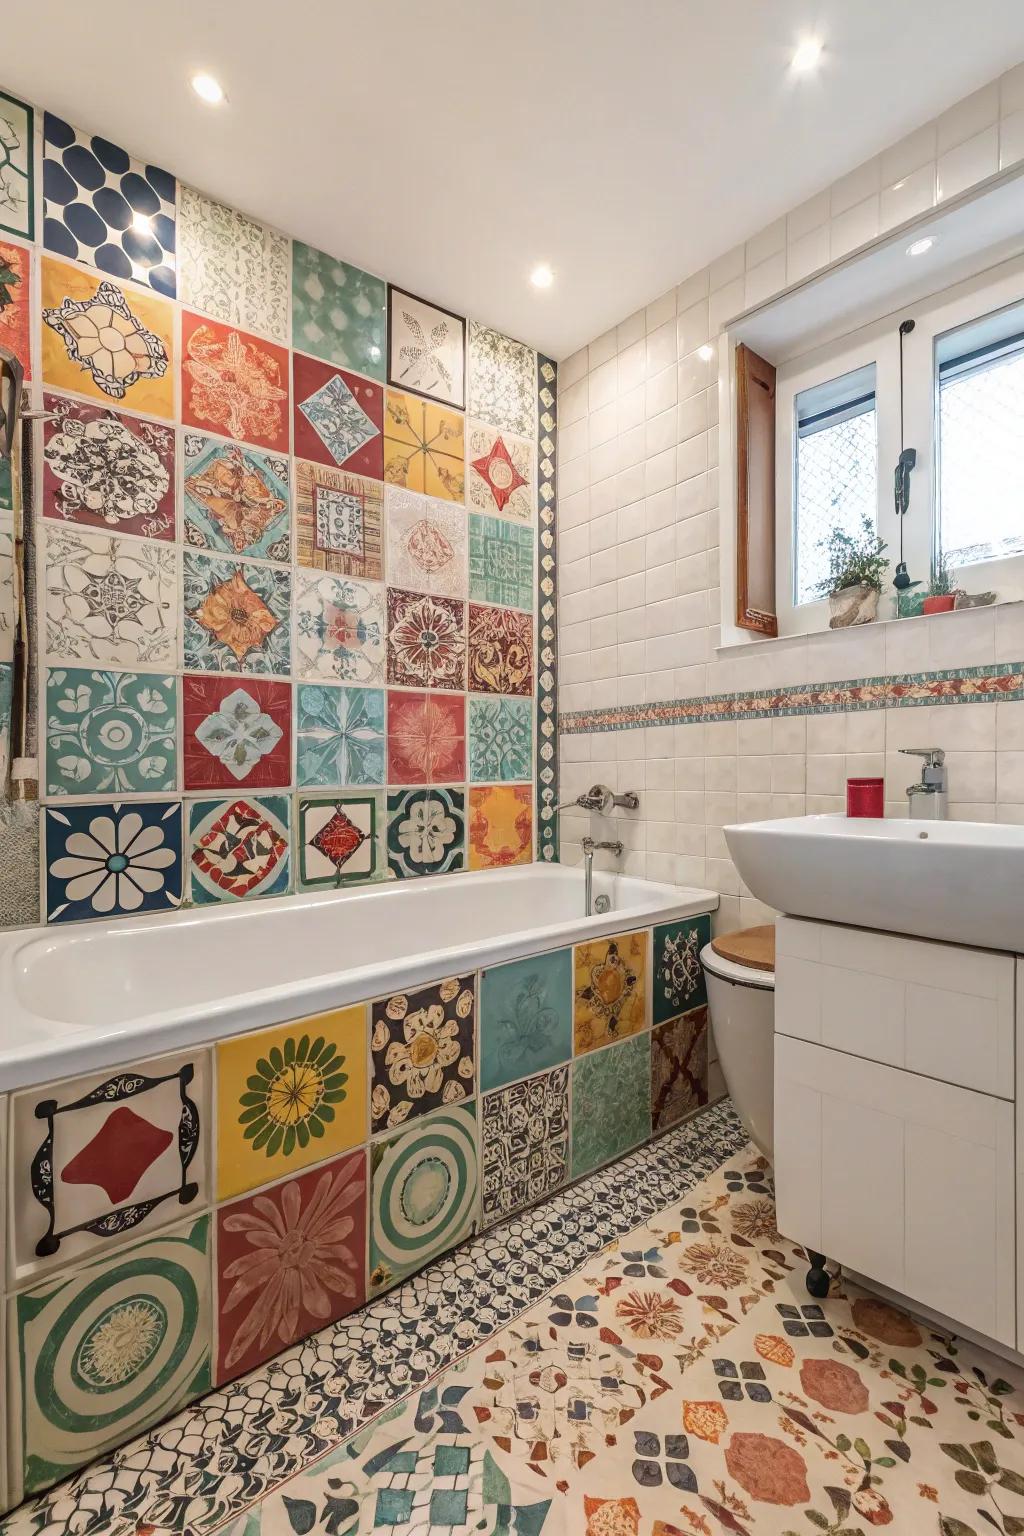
[369,1102,479,1291]
[183,431,290,561]
[653,914,710,1024]
[573,930,648,1051]
[180,310,290,453]
[384,485,468,599]
[178,186,289,342]
[296,790,384,888]
[571,1032,651,1179]
[188,794,291,903]
[387,688,465,783]
[182,552,291,674]
[0,90,34,239]
[294,459,383,578]
[292,241,385,378]
[383,389,464,502]
[43,393,176,541]
[292,353,383,479]
[44,799,182,923]
[467,418,535,523]
[467,602,534,696]
[386,285,466,408]
[467,782,532,868]
[479,945,572,1091]
[468,695,532,782]
[370,974,475,1132]
[386,785,466,878]
[43,524,178,668]
[44,666,177,795]
[41,256,174,419]
[182,675,291,791]
[468,320,536,438]
[386,587,466,690]
[468,512,534,611]
[293,570,385,683]
[652,1005,709,1130]
[481,1064,569,1225]
[0,236,32,376]
[296,682,385,786]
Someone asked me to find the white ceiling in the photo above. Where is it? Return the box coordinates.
[4,1,1024,359]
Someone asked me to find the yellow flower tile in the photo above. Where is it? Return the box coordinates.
[383,388,464,502]
[41,256,175,420]
[216,1006,367,1199]
[573,931,648,1053]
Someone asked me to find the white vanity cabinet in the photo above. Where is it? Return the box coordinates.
[774,916,1020,1351]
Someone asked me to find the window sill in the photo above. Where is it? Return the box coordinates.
[716,595,1024,659]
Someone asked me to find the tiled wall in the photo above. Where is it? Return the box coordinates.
[0,910,711,1509]
[556,63,1024,928]
[0,81,559,928]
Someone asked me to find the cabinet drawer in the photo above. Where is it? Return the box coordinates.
[775,1035,1016,1347]
[776,916,1015,1098]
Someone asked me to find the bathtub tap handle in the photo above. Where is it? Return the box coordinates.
[581,835,624,918]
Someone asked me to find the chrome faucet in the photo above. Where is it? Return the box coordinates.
[900,747,947,819]
[581,836,624,917]
[555,783,639,814]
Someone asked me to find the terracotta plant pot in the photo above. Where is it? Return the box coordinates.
[828,582,880,629]
[922,594,956,614]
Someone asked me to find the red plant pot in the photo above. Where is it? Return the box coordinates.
[847,777,884,818]
[923,594,956,614]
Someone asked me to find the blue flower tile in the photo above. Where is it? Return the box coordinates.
[45,800,183,923]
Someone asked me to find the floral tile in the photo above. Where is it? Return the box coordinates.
[468,320,536,438]
[386,285,466,409]
[295,459,383,579]
[369,1102,478,1292]
[386,785,465,878]
[42,524,178,667]
[479,946,572,1092]
[42,393,176,541]
[294,570,385,683]
[468,695,532,782]
[386,689,465,784]
[652,1005,708,1131]
[296,683,385,787]
[467,418,535,523]
[44,799,182,924]
[0,90,33,239]
[383,389,464,503]
[386,588,466,690]
[469,513,534,612]
[41,256,174,420]
[182,676,291,791]
[370,974,475,1133]
[293,353,383,478]
[178,186,289,342]
[467,602,534,696]
[216,1007,367,1201]
[653,914,710,1024]
[481,1064,569,1226]
[188,794,291,904]
[42,114,176,296]
[183,431,290,562]
[9,1215,211,1504]
[181,311,290,454]
[0,236,31,377]
[384,485,467,599]
[183,551,290,675]
[571,1033,651,1179]
[9,1047,207,1284]
[45,666,177,795]
[468,783,532,868]
[291,241,385,378]
[296,791,383,888]
[574,930,648,1053]
[216,1148,367,1385]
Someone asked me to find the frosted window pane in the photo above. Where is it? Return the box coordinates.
[795,409,877,604]
[939,349,1024,569]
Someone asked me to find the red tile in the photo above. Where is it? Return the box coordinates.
[42,392,176,540]
[467,603,534,696]
[292,352,383,480]
[182,675,292,791]
[215,1148,367,1384]
[181,311,290,455]
[387,689,465,784]
[386,588,465,691]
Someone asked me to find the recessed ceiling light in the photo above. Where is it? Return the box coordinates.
[530,263,554,289]
[191,72,225,105]
[697,344,715,361]
[907,236,935,257]
[791,37,823,73]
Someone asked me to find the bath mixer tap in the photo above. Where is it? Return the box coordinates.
[555,784,640,814]
[900,747,947,819]
[581,835,624,917]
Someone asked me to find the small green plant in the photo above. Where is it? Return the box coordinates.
[816,513,889,597]
[927,552,960,597]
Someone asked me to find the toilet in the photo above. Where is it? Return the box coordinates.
[701,925,775,1159]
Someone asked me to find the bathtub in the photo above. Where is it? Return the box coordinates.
[0,865,718,1510]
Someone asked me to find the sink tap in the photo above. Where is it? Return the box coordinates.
[900,747,947,819]
[581,836,624,917]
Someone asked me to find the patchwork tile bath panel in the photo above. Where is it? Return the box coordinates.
[297,790,383,887]
[41,256,174,418]
[180,311,290,453]
[574,929,648,1052]
[42,524,178,667]
[42,393,176,541]
[467,417,535,522]
[216,1007,367,1199]
[369,1102,479,1291]
[291,241,385,378]
[386,785,465,876]
[182,552,291,674]
[468,511,534,610]
[295,458,382,578]
[652,1005,709,1130]
[10,1048,207,1282]
[468,782,532,867]
[296,682,385,786]
[385,485,467,598]
[0,90,33,238]
[183,431,290,561]
[182,675,291,790]
[383,388,464,501]
[479,945,572,1091]
[44,666,177,795]
[481,1063,569,1225]
[0,237,32,376]
[370,975,476,1131]
[178,187,289,342]
[653,913,710,1024]
[387,285,466,408]
[188,794,291,903]
[42,114,176,296]
[571,1031,652,1179]
[44,799,182,923]
[293,353,383,478]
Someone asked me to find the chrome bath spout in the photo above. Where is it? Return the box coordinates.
[581,835,624,917]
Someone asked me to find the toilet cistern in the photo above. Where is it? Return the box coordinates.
[900,746,947,819]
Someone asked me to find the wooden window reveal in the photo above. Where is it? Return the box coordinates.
[736,343,778,636]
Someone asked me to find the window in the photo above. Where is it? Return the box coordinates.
[938,323,1024,570]
[794,367,877,604]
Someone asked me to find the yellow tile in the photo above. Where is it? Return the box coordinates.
[216,1006,367,1199]
[574,931,648,1053]
[41,256,175,420]
[384,388,464,502]
[468,784,532,868]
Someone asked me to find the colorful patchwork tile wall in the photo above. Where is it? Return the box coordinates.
[0,84,559,927]
[0,910,711,1509]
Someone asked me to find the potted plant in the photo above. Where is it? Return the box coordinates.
[922,553,961,615]
[816,515,889,628]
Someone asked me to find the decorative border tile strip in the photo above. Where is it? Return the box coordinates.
[536,355,559,860]
[0,1102,745,1536]
[560,662,1024,735]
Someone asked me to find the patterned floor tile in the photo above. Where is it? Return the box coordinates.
[387,285,466,408]
[295,458,383,578]
[178,187,289,343]
[188,794,291,904]
[181,311,290,454]
[468,783,532,867]
[370,975,475,1132]
[467,602,534,696]
[386,786,465,877]
[479,946,572,1092]
[296,682,385,787]
[292,241,385,378]
[43,392,176,542]
[571,1033,651,1179]
[44,799,182,923]
[183,431,290,562]
[469,512,534,611]
[481,1064,569,1225]
[574,930,648,1052]
[44,666,177,795]
[384,485,467,599]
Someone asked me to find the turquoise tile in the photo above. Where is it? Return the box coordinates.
[468,696,532,782]
[296,683,385,786]
[468,513,534,612]
[45,667,176,795]
[653,914,710,1024]
[571,1034,651,1180]
[480,947,572,1091]
[292,241,386,380]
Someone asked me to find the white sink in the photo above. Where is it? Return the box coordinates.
[725,815,1024,954]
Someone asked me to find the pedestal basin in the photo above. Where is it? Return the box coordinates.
[725,815,1024,953]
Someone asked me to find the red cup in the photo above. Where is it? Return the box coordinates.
[846,777,884,817]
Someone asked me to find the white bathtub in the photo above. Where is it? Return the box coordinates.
[0,865,717,1091]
